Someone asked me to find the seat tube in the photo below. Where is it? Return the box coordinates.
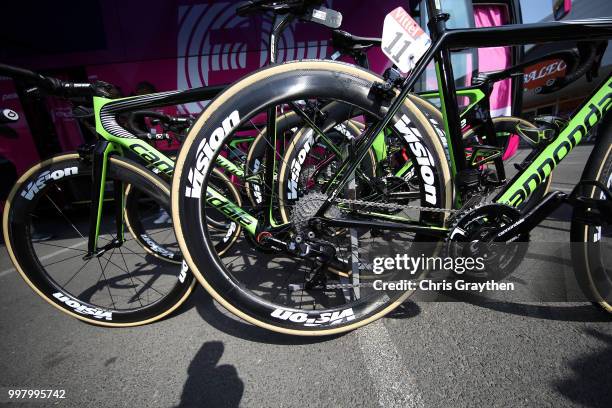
[262,13,293,227]
[434,51,467,176]
[426,0,467,177]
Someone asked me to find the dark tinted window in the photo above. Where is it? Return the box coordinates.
[1,0,106,58]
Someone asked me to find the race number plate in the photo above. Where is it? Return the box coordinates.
[381,7,431,73]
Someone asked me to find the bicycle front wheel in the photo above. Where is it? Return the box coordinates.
[3,153,195,326]
[571,125,612,313]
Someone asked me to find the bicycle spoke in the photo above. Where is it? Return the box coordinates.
[45,196,85,239]
[117,247,145,307]
[62,257,94,288]
[96,249,117,309]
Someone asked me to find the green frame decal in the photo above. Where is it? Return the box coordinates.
[497,77,612,207]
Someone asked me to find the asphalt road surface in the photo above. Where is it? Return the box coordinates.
[0,145,610,408]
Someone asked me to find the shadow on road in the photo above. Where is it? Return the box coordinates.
[177,286,344,345]
[385,300,421,319]
[444,290,611,322]
[176,341,244,408]
[554,329,612,408]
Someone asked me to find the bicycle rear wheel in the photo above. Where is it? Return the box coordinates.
[172,60,451,335]
[124,167,241,259]
[3,153,195,326]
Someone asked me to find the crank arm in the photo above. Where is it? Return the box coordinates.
[494,191,567,241]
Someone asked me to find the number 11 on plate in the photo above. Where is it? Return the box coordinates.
[381,7,431,73]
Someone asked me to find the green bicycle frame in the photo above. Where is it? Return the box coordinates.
[88,96,258,250]
[495,76,612,206]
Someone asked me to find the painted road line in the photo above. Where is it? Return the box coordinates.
[0,240,87,278]
[357,320,424,408]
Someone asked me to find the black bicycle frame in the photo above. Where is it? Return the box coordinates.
[319,0,612,215]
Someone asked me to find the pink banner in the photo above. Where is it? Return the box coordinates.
[474,5,512,117]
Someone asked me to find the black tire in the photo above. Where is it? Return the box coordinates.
[3,153,195,326]
[172,60,451,335]
[571,127,612,313]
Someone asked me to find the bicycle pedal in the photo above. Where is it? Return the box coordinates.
[570,195,612,225]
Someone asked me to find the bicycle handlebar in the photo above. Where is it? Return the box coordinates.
[126,110,193,139]
[557,41,604,86]
[0,63,113,98]
[473,40,605,94]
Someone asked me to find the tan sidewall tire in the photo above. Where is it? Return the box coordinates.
[171,61,451,335]
[579,142,612,312]
[123,183,182,264]
[3,153,195,327]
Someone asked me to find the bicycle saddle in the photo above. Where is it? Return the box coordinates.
[332,29,382,53]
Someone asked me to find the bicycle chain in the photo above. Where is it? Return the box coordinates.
[334,197,460,214]
[310,199,460,290]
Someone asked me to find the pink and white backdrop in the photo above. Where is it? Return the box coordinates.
[1,0,512,179]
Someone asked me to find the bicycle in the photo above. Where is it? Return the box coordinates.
[285,28,607,217]
[0,0,347,325]
[171,0,612,335]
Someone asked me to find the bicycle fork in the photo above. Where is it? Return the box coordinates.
[84,140,124,260]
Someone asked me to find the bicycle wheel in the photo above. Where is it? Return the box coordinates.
[244,111,303,207]
[571,126,612,313]
[124,167,241,259]
[172,60,451,335]
[244,108,364,208]
[3,153,195,326]
[277,95,438,224]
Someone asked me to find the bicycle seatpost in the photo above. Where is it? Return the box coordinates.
[269,13,295,64]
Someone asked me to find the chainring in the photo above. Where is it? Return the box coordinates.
[445,203,529,281]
